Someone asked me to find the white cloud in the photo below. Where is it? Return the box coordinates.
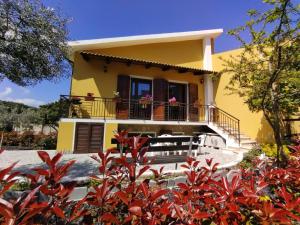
[0,86,44,107]
[5,97,45,107]
[0,87,13,97]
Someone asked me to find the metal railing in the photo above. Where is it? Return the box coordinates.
[208,106,240,145]
[60,95,240,144]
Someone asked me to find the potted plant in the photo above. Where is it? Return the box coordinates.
[84,93,95,101]
[169,97,179,106]
[139,94,152,109]
[113,91,121,103]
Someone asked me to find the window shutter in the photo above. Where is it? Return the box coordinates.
[116,75,130,119]
[89,124,104,153]
[74,123,90,153]
[74,123,104,153]
[189,83,199,121]
[153,78,168,120]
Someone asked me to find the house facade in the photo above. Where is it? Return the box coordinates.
[56,29,299,154]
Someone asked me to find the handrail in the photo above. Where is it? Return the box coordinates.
[60,95,240,146]
[208,105,240,146]
[211,105,240,122]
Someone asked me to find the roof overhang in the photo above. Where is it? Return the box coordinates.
[68,29,223,61]
[80,51,218,76]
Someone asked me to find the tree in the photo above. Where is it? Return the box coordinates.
[39,99,69,131]
[222,0,300,165]
[0,100,40,131]
[0,0,70,86]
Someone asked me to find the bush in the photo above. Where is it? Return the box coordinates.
[0,132,300,224]
[34,132,57,150]
[261,143,290,157]
[1,131,57,149]
[239,146,262,169]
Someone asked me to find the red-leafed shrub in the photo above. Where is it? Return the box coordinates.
[0,133,300,224]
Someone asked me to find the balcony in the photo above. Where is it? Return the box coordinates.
[60,95,207,122]
[60,95,241,144]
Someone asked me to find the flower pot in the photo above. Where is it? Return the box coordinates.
[84,96,95,101]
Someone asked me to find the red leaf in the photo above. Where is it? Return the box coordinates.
[180,164,190,169]
[139,182,149,197]
[0,162,18,180]
[51,153,63,166]
[193,211,210,220]
[129,206,142,216]
[101,212,119,224]
[30,202,48,209]
[33,168,49,177]
[206,158,213,166]
[177,183,189,191]
[116,191,129,205]
[137,165,150,178]
[53,206,65,219]
[37,151,51,165]
[174,205,183,220]
[19,186,40,212]
[150,189,168,201]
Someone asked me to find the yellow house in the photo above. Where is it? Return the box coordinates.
[56,29,299,153]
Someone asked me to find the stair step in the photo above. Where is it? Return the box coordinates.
[241,140,256,144]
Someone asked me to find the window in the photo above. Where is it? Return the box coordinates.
[168,82,187,103]
[130,78,152,120]
[131,78,152,100]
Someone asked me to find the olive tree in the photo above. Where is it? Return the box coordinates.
[0,0,70,86]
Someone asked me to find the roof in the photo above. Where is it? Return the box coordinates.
[80,51,218,75]
[68,29,223,60]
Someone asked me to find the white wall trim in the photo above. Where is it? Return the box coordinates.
[71,121,76,153]
[60,118,208,126]
[203,38,214,106]
[103,123,107,151]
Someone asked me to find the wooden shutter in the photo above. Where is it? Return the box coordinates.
[89,124,104,153]
[116,75,130,119]
[74,123,104,153]
[74,123,90,153]
[189,83,199,121]
[153,79,168,121]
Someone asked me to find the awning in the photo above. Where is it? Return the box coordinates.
[80,51,218,76]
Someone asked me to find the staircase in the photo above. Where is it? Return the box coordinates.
[207,106,257,152]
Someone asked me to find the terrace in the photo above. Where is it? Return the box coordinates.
[60,95,241,143]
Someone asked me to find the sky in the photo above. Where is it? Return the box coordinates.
[0,0,269,107]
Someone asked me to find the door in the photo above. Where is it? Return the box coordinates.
[168,82,187,121]
[189,83,199,121]
[116,75,130,119]
[74,123,104,153]
[153,79,168,121]
[130,78,152,120]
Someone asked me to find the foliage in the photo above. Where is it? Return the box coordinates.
[1,131,57,149]
[0,99,69,132]
[1,133,300,224]
[0,0,70,86]
[0,100,41,131]
[221,0,300,164]
[261,143,290,157]
[239,146,263,169]
[39,99,70,131]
